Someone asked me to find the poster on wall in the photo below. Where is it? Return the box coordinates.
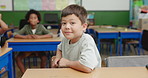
[14,0,81,11]
[0,0,12,11]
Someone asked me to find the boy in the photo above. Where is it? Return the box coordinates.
[51,4,101,73]
[13,9,53,73]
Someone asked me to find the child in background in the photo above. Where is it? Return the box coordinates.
[13,9,53,73]
[51,4,101,73]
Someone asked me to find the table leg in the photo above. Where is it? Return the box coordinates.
[8,52,14,78]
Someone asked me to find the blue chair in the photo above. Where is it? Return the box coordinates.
[125,30,147,55]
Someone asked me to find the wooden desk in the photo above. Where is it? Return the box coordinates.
[49,29,58,35]
[7,37,61,78]
[22,67,148,78]
[0,48,13,78]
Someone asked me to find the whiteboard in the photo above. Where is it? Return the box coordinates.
[82,0,129,11]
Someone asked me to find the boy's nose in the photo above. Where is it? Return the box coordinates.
[65,23,71,29]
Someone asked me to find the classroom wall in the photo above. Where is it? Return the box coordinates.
[0,11,129,27]
[92,11,129,25]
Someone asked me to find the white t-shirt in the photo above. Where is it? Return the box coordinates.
[32,29,36,34]
[58,33,101,69]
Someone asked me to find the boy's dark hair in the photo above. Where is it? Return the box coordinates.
[61,4,87,24]
[25,9,41,23]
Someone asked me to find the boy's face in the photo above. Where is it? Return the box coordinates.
[61,14,87,43]
[28,13,39,26]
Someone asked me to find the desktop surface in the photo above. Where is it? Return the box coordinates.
[22,67,148,78]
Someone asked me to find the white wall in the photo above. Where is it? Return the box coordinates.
[82,0,129,11]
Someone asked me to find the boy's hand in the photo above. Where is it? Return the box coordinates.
[58,58,70,68]
[51,57,60,68]
[25,35,32,39]
[31,35,39,39]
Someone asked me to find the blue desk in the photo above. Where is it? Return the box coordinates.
[0,48,13,78]
[119,30,142,56]
[88,26,142,56]
[7,37,61,78]
[8,37,61,51]
[89,27,119,55]
[97,32,119,50]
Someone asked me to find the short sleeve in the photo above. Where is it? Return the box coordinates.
[13,25,27,36]
[58,42,62,50]
[39,24,51,35]
[57,37,67,51]
[79,39,99,70]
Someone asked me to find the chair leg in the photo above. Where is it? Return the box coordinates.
[109,44,112,56]
[33,56,37,66]
[141,49,144,55]
[133,46,138,55]
[47,51,52,68]
[139,45,144,55]
[23,58,26,67]
[28,57,31,68]
[127,43,131,55]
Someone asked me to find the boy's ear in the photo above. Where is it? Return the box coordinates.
[82,23,88,30]
[37,20,40,23]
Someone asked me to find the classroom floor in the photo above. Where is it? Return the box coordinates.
[2,45,148,78]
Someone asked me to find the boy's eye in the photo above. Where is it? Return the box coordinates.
[70,22,75,25]
[61,22,66,25]
[61,22,76,26]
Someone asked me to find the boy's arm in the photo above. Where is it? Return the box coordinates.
[14,34,32,39]
[13,25,33,39]
[41,34,53,38]
[55,49,62,59]
[59,58,92,73]
[51,49,62,68]
[0,14,8,35]
[31,34,53,39]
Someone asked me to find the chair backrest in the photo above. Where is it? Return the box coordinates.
[106,55,148,67]
[19,19,28,30]
[0,34,7,47]
[142,30,148,51]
